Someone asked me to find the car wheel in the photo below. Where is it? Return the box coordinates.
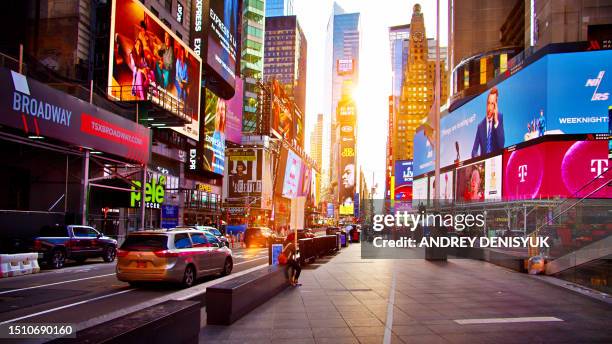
[182,265,196,288]
[49,249,65,269]
[221,258,233,276]
[103,246,117,263]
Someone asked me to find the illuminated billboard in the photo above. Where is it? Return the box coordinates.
[207,0,240,87]
[503,140,610,200]
[414,50,612,173]
[202,89,226,175]
[108,0,202,140]
[429,170,454,203]
[225,77,243,144]
[270,80,293,140]
[394,160,413,201]
[484,155,502,200]
[227,149,261,199]
[457,161,485,202]
[412,177,428,207]
[282,149,302,199]
[339,132,356,216]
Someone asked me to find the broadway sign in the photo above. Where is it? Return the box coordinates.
[1,68,151,163]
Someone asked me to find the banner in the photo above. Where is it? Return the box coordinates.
[202,89,226,175]
[227,149,262,200]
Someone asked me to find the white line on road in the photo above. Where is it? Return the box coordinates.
[383,267,397,344]
[234,256,268,265]
[0,289,135,325]
[454,317,564,325]
[0,273,117,295]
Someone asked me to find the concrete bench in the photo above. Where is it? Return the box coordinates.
[51,300,200,344]
[206,265,289,325]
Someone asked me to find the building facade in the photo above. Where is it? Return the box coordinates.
[241,0,266,133]
[265,0,293,17]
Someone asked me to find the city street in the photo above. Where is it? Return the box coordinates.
[0,247,268,326]
[201,244,612,344]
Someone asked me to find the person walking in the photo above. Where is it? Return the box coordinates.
[282,239,301,286]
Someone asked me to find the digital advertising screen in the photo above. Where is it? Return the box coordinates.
[271,80,293,140]
[225,77,243,144]
[227,149,262,199]
[339,136,356,216]
[297,164,312,197]
[108,0,202,140]
[282,149,302,199]
[456,161,485,202]
[415,50,611,171]
[412,177,428,207]
[503,140,611,200]
[207,0,240,87]
[394,160,413,201]
[484,155,502,200]
[202,89,226,175]
[429,170,454,202]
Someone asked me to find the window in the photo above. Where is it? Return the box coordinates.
[204,232,220,245]
[190,233,208,246]
[121,235,168,251]
[73,227,99,238]
[174,233,192,249]
[40,225,68,237]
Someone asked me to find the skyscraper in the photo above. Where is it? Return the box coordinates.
[263,14,308,147]
[389,24,410,113]
[310,113,324,173]
[265,0,293,17]
[395,4,448,161]
[241,0,266,133]
[324,2,360,211]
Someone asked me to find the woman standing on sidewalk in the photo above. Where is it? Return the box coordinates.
[282,239,301,286]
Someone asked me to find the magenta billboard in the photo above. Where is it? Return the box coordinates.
[225,77,243,144]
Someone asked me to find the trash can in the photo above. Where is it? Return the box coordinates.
[425,226,447,261]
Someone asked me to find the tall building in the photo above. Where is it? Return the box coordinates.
[389,24,410,113]
[263,15,308,119]
[265,0,293,17]
[394,4,448,161]
[241,0,266,133]
[324,2,360,210]
[310,114,324,200]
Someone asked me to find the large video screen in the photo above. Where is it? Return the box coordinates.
[227,149,262,199]
[484,155,502,200]
[457,161,485,202]
[503,140,611,200]
[394,160,413,201]
[207,0,240,87]
[109,0,202,140]
[339,135,356,216]
[271,80,293,140]
[429,170,454,202]
[225,77,243,144]
[414,50,612,172]
[202,89,226,175]
[282,149,302,199]
[412,177,428,207]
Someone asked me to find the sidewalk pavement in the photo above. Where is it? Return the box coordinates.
[200,244,612,344]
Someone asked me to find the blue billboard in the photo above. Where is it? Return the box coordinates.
[413,49,612,174]
[394,160,414,187]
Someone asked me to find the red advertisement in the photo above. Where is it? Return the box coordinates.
[503,140,611,200]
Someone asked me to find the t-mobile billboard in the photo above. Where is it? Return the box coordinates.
[503,140,610,200]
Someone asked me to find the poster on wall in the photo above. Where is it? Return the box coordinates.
[457,161,485,202]
[202,89,226,175]
[227,149,262,200]
[108,0,202,140]
[484,155,502,200]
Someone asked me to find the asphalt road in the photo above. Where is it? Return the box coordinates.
[0,247,268,325]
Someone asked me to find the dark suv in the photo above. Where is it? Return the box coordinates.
[33,225,118,269]
[244,227,275,248]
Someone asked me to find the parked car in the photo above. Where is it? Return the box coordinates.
[116,229,233,288]
[173,225,229,247]
[244,227,275,248]
[32,225,118,269]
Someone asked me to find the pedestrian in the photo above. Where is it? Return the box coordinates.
[282,238,301,286]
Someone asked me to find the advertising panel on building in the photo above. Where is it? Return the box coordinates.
[207,0,240,87]
[281,149,302,199]
[413,50,612,174]
[484,155,502,200]
[413,130,434,176]
[225,77,243,144]
[456,161,485,203]
[271,80,293,140]
[108,0,202,140]
[227,149,262,201]
[412,177,428,207]
[429,170,454,203]
[202,89,226,175]
[1,68,151,164]
[339,136,356,215]
[394,160,413,201]
[503,139,610,200]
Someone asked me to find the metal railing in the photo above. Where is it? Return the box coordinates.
[108,84,193,123]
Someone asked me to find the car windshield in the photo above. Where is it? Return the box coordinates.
[209,228,222,236]
[121,235,168,251]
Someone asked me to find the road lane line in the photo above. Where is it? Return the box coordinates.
[0,273,117,295]
[0,289,135,325]
[383,267,397,344]
[454,317,563,325]
[234,256,268,265]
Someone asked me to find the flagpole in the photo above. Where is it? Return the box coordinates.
[434,0,441,209]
